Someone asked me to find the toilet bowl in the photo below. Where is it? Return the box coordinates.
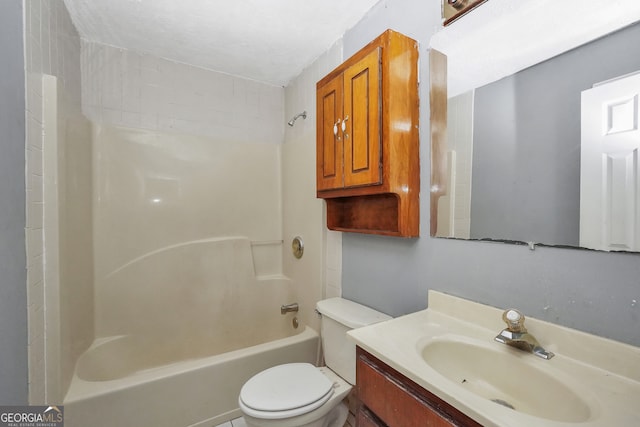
[238,298,391,427]
[239,365,351,427]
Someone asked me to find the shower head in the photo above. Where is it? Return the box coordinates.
[287,111,307,127]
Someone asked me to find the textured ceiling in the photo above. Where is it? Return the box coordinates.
[64,0,381,86]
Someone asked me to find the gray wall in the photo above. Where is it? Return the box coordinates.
[0,0,28,404]
[471,22,640,245]
[341,0,640,347]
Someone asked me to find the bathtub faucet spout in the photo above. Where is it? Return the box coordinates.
[281,303,299,315]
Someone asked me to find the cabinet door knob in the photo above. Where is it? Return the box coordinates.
[333,119,342,140]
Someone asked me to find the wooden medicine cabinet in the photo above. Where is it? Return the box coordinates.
[316,29,420,237]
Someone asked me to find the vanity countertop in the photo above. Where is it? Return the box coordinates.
[348,291,640,427]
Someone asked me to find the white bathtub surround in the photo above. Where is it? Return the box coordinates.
[93,237,296,359]
[48,115,320,425]
[60,121,311,426]
[91,125,284,279]
[90,123,288,336]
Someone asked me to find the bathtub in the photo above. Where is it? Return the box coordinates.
[64,326,319,427]
[64,236,319,426]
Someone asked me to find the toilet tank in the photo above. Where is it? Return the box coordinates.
[316,298,391,384]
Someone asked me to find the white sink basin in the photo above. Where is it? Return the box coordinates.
[420,336,592,422]
[348,291,640,427]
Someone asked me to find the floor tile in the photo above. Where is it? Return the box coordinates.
[231,417,247,427]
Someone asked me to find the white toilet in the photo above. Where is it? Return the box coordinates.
[238,297,391,427]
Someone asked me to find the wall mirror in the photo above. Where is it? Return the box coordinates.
[430,14,640,253]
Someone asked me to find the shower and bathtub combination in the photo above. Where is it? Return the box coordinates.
[43,80,321,427]
[65,307,318,427]
[63,237,319,427]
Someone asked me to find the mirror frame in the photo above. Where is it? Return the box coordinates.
[429,49,448,237]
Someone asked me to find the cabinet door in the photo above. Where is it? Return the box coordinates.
[357,348,482,427]
[358,357,457,427]
[317,73,344,191]
[343,47,382,188]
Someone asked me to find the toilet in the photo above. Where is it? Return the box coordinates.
[238,297,391,427]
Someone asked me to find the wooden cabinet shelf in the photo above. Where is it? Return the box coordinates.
[316,29,420,237]
[356,347,482,427]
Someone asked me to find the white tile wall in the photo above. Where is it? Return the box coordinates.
[24,0,81,103]
[23,0,82,404]
[81,41,285,144]
[283,40,344,302]
[447,91,474,239]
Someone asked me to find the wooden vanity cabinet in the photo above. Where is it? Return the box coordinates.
[356,347,482,427]
[316,29,419,237]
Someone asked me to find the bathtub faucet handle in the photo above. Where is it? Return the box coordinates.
[281,303,299,315]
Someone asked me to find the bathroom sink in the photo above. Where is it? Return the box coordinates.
[350,291,640,427]
[420,336,592,423]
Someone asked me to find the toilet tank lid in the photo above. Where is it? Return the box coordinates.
[316,298,392,328]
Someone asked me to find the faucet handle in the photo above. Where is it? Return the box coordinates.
[502,309,527,333]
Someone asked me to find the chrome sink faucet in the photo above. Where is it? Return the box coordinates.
[495,309,555,360]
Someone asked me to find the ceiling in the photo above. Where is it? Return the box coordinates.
[63,0,381,87]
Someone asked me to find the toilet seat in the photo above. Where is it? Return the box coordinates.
[239,363,335,420]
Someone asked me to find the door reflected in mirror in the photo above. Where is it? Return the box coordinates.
[431,21,640,252]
